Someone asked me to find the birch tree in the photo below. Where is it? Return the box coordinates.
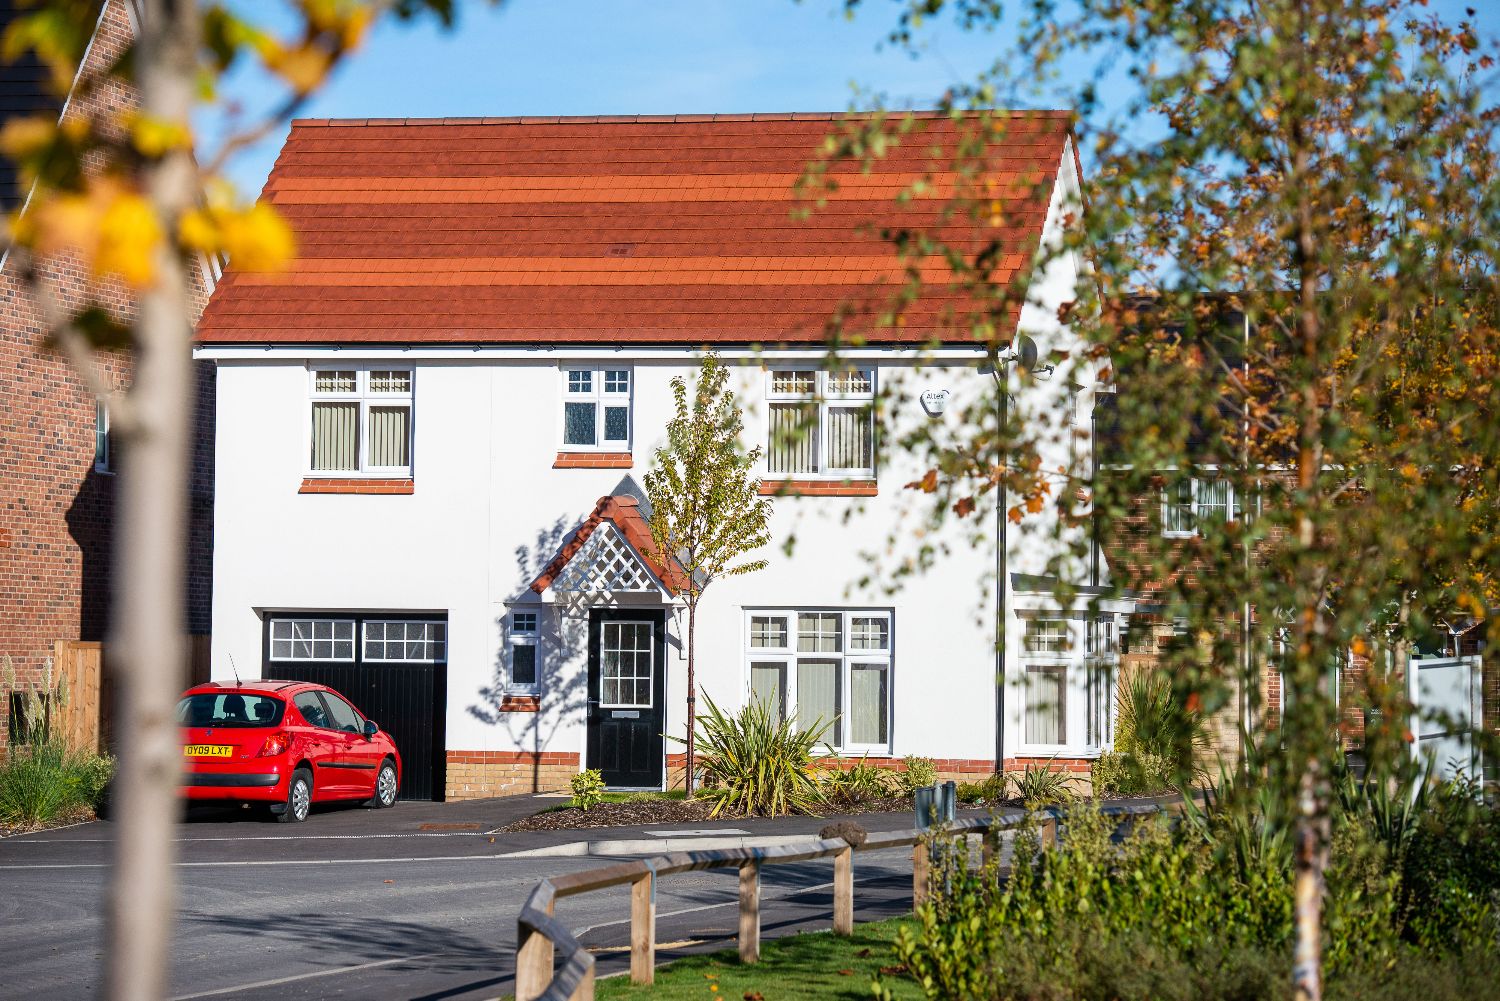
[645,354,774,796]
[1,2,475,997]
[821,2,1499,998]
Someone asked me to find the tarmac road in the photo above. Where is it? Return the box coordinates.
[0,796,956,1000]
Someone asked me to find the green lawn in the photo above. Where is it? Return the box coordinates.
[594,918,926,1001]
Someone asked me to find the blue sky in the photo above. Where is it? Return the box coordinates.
[211,0,1497,198]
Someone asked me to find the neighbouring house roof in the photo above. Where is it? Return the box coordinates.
[531,494,687,596]
[195,111,1073,346]
[0,0,106,212]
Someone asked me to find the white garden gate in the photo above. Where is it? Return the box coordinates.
[1407,655,1483,782]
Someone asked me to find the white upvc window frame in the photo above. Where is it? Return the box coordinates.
[362,618,447,664]
[507,609,541,695]
[268,617,357,662]
[1020,616,1073,751]
[598,619,654,709]
[742,607,893,754]
[559,364,633,451]
[764,366,877,479]
[1161,473,1236,538]
[94,401,112,474]
[306,364,414,477]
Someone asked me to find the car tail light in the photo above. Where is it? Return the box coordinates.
[257,733,290,757]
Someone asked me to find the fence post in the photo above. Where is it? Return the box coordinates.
[912,838,930,907]
[1041,814,1058,848]
[630,869,655,985]
[833,844,853,935]
[568,961,595,1001]
[738,860,761,963]
[515,918,553,1001]
[981,823,997,868]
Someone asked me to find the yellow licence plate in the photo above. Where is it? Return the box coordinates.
[183,744,233,758]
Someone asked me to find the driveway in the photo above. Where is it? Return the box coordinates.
[0,797,940,1000]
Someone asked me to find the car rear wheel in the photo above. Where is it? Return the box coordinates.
[369,760,398,809]
[277,768,313,824]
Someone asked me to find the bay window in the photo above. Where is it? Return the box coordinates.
[309,366,412,475]
[744,608,891,751]
[1022,617,1072,747]
[766,367,875,477]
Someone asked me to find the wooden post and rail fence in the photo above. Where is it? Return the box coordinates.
[514,802,1165,1001]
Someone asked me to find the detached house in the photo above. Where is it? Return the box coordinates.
[194,112,1124,800]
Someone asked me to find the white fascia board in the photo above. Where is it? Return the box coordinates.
[193,344,994,363]
[1011,593,1138,615]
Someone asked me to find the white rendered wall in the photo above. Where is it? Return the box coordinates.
[204,155,1103,775]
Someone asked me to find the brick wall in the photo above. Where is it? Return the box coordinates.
[0,0,215,750]
[445,750,580,800]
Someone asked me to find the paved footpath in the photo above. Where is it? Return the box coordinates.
[0,797,1008,1000]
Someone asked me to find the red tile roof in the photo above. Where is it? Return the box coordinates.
[531,494,687,596]
[196,112,1072,346]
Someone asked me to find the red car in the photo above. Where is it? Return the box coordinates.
[177,680,401,823]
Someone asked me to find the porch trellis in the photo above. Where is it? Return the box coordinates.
[552,522,660,594]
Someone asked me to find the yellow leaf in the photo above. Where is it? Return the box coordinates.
[177,208,220,253]
[220,203,295,272]
[96,191,162,287]
[128,113,192,158]
[0,115,56,159]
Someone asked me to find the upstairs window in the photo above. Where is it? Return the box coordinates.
[309,367,412,476]
[766,368,875,478]
[561,366,632,450]
[1162,475,1235,537]
[94,402,111,473]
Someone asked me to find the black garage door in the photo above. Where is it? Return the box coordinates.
[263,614,447,801]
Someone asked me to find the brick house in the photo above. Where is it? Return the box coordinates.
[0,0,217,752]
[1095,301,1492,776]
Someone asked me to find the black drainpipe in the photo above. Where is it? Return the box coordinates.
[992,366,1009,776]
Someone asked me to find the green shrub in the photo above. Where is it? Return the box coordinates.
[1009,764,1072,809]
[896,755,938,794]
[1114,665,1211,780]
[955,773,1005,804]
[820,756,893,805]
[569,768,605,811]
[0,743,110,827]
[1093,748,1174,796]
[879,778,1500,1001]
[681,694,830,817]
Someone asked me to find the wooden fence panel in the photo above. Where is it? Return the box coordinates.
[54,640,104,754]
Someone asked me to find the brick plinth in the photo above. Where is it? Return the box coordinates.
[445,749,580,800]
[758,479,878,497]
[299,477,414,495]
[553,452,633,469]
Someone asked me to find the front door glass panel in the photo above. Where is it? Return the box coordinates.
[600,621,653,708]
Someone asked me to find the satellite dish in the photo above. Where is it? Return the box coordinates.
[1014,334,1039,374]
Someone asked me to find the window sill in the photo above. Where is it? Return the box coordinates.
[499,695,541,713]
[759,478,877,497]
[553,451,633,469]
[299,477,414,495]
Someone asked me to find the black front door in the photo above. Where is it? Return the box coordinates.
[586,608,666,789]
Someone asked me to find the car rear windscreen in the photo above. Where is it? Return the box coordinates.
[176,693,285,728]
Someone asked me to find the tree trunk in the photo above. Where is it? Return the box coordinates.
[105,2,199,999]
[684,600,697,797]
